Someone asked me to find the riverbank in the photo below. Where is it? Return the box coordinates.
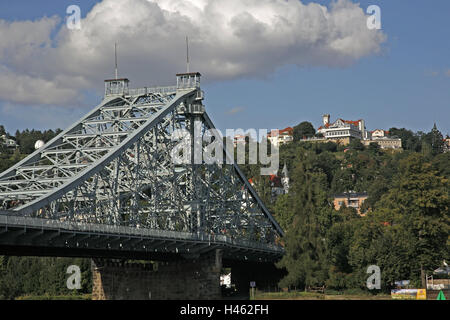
[252,291,392,300]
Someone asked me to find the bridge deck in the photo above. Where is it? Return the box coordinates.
[0,211,283,262]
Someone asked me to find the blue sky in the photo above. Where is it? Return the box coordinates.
[0,0,449,136]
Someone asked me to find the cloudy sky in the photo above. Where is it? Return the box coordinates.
[0,0,449,136]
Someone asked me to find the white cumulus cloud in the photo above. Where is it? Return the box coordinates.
[0,0,386,107]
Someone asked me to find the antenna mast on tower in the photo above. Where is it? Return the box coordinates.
[115,42,118,80]
[186,36,190,73]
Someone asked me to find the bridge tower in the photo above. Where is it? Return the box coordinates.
[176,72,205,237]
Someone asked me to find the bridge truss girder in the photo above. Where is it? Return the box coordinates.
[0,76,284,259]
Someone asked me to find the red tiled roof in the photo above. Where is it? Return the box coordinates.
[319,119,361,130]
[268,127,293,137]
[318,123,330,130]
[343,119,361,126]
[281,127,293,134]
[269,175,282,187]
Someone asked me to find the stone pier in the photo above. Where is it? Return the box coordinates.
[92,249,222,300]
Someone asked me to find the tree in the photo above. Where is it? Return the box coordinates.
[422,123,444,155]
[373,153,449,287]
[432,152,450,180]
[360,176,389,213]
[325,210,360,290]
[368,142,380,155]
[317,141,338,153]
[272,194,293,231]
[293,121,315,141]
[330,168,355,194]
[388,127,421,152]
[15,128,60,154]
[276,156,331,289]
[349,139,365,151]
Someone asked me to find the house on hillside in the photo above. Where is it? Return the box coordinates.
[233,134,247,147]
[247,164,290,202]
[444,137,450,153]
[315,114,402,149]
[332,191,368,216]
[268,127,293,147]
[370,129,389,138]
[362,129,402,150]
[317,114,368,145]
[269,164,290,198]
[0,135,19,150]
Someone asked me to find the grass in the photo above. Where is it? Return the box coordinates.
[252,291,326,300]
[252,290,392,300]
[15,294,92,300]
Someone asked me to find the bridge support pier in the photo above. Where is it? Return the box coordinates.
[92,249,223,300]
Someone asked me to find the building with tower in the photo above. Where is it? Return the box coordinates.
[315,114,402,149]
[317,114,367,145]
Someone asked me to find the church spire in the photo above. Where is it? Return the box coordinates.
[281,162,289,194]
[282,162,289,177]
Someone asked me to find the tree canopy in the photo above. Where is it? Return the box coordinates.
[272,125,449,292]
[293,121,316,141]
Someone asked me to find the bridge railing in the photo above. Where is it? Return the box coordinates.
[0,213,284,254]
[127,86,177,96]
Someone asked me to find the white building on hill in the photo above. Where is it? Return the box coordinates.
[317,114,368,143]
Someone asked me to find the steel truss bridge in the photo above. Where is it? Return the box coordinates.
[0,72,284,262]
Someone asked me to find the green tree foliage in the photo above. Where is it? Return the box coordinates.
[293,121,315,141]
[276,155,335,289]
[432,152,450,180]
[0,126,61,173]
[421,123,445,156]
[0,256,92,299]
[0,125,91,300]
[15,128,62,154]
[348,139,365,151]
[373,154,449,285]
[367,142,381,155]
[274,132,449,293]
[388,127,421,151]
[326,208,361,290]
[272,194,292,231]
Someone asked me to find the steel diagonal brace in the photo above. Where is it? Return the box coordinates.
[16,90,196,215]
[0,96,119,181]
[201,112,285,238]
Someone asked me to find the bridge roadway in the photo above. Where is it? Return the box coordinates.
[0,210,284,262]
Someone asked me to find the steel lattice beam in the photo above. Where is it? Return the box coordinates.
[0,74,284,259]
